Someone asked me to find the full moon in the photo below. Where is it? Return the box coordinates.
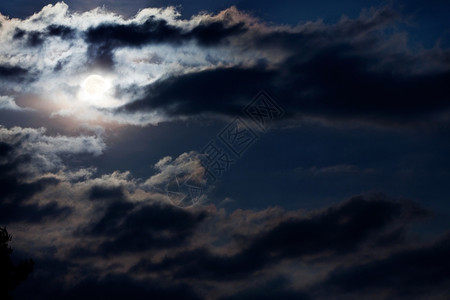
[78,74,120,108]
[82,74,108,96]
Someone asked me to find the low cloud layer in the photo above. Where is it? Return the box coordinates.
[10,185,449,300]
[2,123,447,299]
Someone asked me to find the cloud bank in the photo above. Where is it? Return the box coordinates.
[2,123,447,299]
[0,2,448,127]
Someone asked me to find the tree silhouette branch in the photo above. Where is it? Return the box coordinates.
[0,227,34,300]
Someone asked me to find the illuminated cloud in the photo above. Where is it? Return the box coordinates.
[1,3,447,127]
[0,95,27,110]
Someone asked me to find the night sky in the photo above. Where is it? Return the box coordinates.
[0,1,449,299]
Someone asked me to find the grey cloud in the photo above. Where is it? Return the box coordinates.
[0,126,107,225]
[0,64,30,82]
[12,24,76,47]
[0,96,28,111]
[122,30,450,127]
[131,194,431,280]
[111,6,449,127]
[0,141,70,224]
[6,189,446,300]
[4,4,448,127]
[312,233,450,299]
[0,126,105,175]
[83,15,246,69]
[76,194,208,256]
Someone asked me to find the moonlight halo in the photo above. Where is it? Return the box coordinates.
[78,74,119,108]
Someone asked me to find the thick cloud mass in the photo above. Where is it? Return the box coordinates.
[0,126,105,224]
[130,195,430,280]
[1,123,445,299]
[9,188,448,300]
[0,3,448,126]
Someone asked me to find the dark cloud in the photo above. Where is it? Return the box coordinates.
[12,28,26,39]
[120,7,450,127]
[132,247,267,280]
[188,21,246,46]
[131,195,430,280]
[0,170,69,224]
[0,64,29,81]
[277,49,450,118]
[85,18,183,47]
[13,256,202,300]
[0,142,57,203]
[123,66,273,115]
[25,31,45,47]
[314,233,450,298]
[253,7,400,51]
[60,275,201,300]
[77,187,208,256]
[0,141,12,156]
[3,4,448,127]
[84,17,246,68]
[98,202,207,255]
[123,49,450,126]
[13,24,76,46]
[46,25,76,39]
[89,185,126,201]
[243,195,430,258]
[13,29,45,47]
[121,202,207,232]
[0,202,71,224]
[11,24,76,52]
[218,233,450,299]
[7,191,447,299]
[0,140,70,224]
[72,185,132,239]
[86,201,134,237]
[219,277,310,300]
[53,59,67,72]
[0,174,59,204]
[85,43,116,69]
[85,18,246,47]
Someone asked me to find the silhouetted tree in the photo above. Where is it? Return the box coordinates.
[0,227,34,300]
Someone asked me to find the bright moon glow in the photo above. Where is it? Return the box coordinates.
[78,74,120,108]
[82,74,108,95]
